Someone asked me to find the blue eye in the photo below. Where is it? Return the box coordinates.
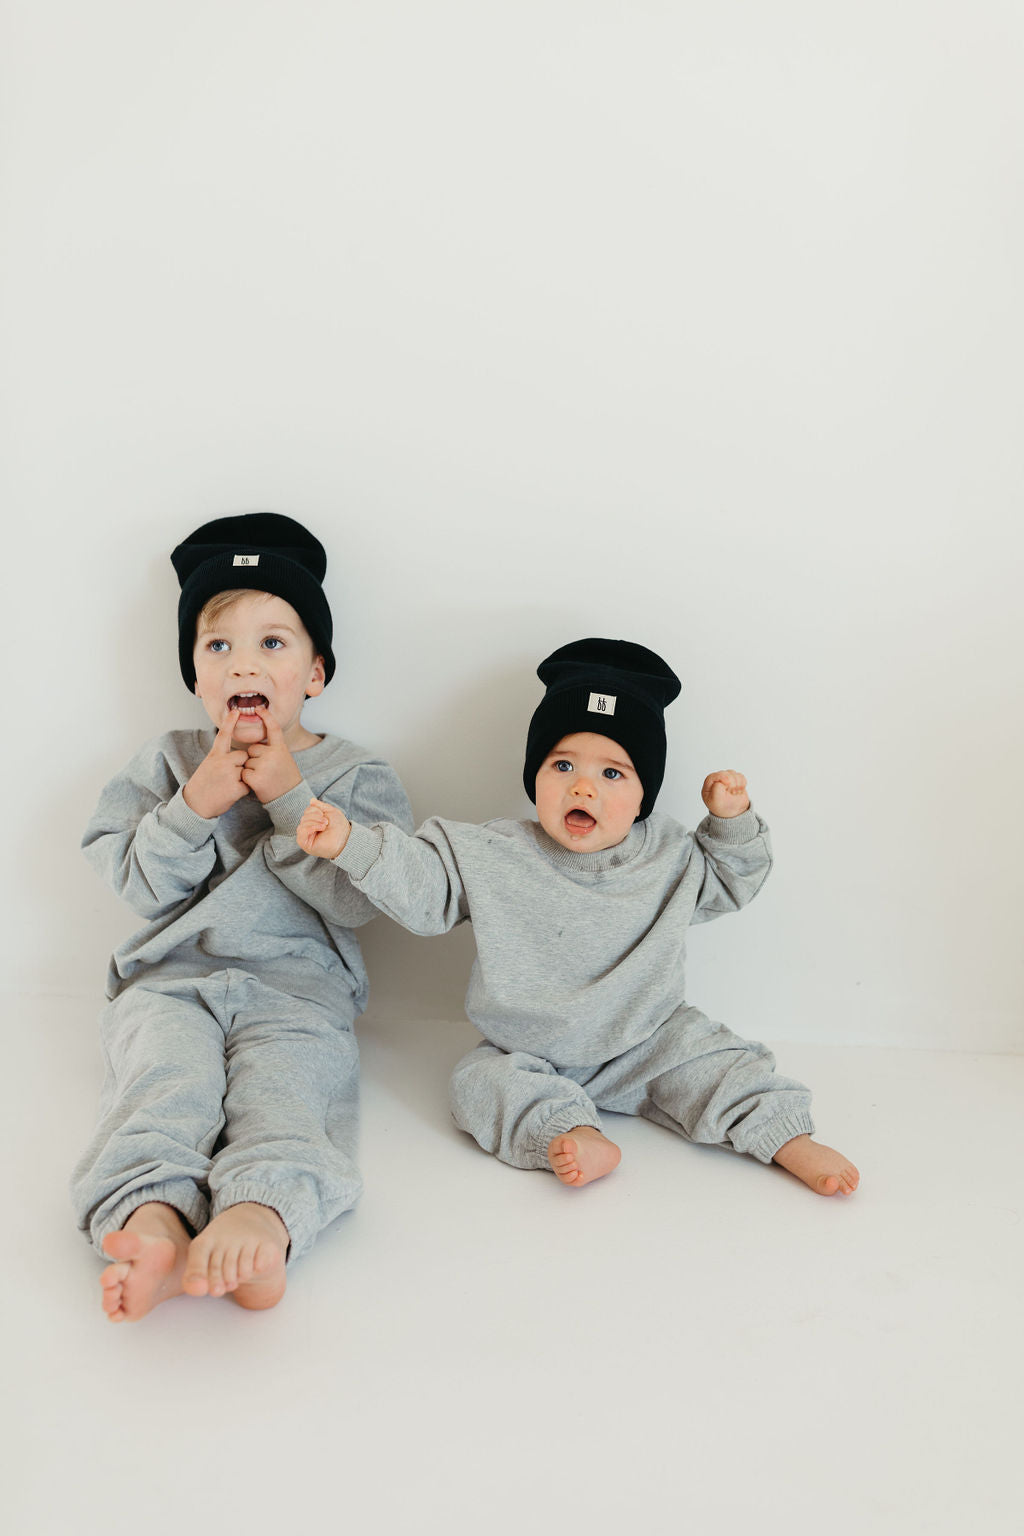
[208,639,229,653]
[262,636,284,650]
[603,768,622,781]
[554,760,573,773]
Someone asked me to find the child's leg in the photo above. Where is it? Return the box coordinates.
[581,1004,858,1195]
[184,974,363,1306]
[71,980,226,1254]
[70,978,228,1320]
[449,1043,619,1183]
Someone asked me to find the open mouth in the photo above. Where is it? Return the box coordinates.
[565,809,597,835]
[229,692,268,714]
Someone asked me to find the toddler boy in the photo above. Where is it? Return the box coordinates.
[72,513,413,1320]
[296,638,858,1196]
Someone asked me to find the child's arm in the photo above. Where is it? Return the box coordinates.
[688,768,773,923]
[296,802,472,936]
[82,731,235,919]
[262,755,416,930]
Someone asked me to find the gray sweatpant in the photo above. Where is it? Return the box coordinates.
[71,968,362,1260]
[449,1004,815,1170]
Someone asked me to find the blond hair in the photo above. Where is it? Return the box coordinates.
[195,589,254,633]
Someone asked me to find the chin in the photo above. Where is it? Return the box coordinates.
[552,826,605,852]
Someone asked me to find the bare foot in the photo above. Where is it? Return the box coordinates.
[182,1202,289,1310]
[547,1126,622,1187]
[773,1134,860,1196]
[100,1203,191,1322]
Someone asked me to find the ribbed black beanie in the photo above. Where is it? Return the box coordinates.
[523,638,682,820]
[171,512,335,689]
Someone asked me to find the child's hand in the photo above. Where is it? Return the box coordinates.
[240,707,303,804]
[701,769,750,818]
[298,798,352,860]
[183,710,251,818]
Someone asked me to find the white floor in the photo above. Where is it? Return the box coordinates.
[7,993,1022,1536]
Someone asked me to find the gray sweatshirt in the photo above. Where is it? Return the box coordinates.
[83,730,414,1012]
[331,808,772,1068]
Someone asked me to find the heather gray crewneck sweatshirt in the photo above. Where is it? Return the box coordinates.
[82,729,414,1012]
[332,807,772,1068]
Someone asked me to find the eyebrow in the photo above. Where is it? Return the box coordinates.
[546,750,635,771]
[200,621,300,635]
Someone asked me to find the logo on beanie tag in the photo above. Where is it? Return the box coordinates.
[588,692,616,715]
[232,554,259,567]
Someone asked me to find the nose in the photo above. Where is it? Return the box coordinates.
[570,775,596,799]
[231,650,261,676]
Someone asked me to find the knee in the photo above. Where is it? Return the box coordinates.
[448,1047,531,1124]
[449,1048,499,1108]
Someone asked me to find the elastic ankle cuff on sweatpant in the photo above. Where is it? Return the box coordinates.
[749,1112,817,1165]
[92,1180,209,1256]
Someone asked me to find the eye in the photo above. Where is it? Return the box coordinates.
[603,768,622,781]
[262,636,284,650]
[207,639,229,653]
[553,760,573,773]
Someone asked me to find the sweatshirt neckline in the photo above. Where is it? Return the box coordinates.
[530,818,649,872]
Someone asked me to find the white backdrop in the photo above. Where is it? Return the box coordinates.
[3,1,1021,1050]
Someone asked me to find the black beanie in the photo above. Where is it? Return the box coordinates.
[171,512,335,690]
[523,638,682,820]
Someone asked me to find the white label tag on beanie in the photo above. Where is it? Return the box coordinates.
[588,692,616,715]
[232,554,259,567]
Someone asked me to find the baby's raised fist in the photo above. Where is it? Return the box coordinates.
[701,770,750,819]
[297,798,352,860]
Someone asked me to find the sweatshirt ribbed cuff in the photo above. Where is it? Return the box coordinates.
[700,807,760,845]
[264,779,315,837]
[156,788,219,846]
[333,819,386,881]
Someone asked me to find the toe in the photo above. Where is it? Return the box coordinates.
[235,1242,257,1283]
[249,1243,276,1280]
[182,1249,210,1296]
[206,1251,226,1297]
[102,1231,142,1262]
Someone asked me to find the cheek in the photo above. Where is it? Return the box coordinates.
[534,778,560,819]
[612,785,643,821]
[276,661,313,700]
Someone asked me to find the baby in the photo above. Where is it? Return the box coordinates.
[72,513,413,1320]
[296,637,858,1196]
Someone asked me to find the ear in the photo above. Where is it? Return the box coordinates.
[305,655,327,699]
